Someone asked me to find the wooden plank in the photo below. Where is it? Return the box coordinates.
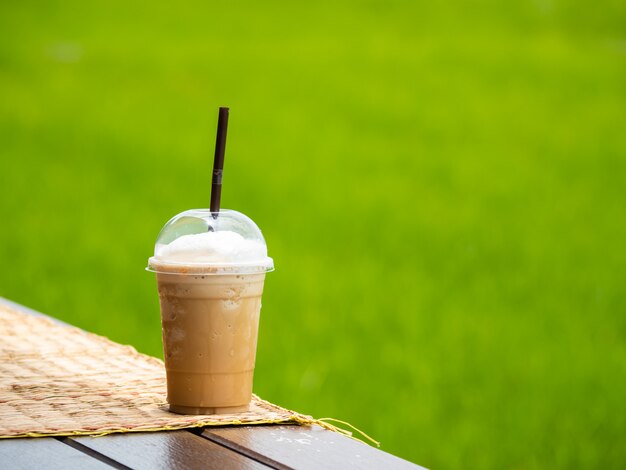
[202,425,426,470]
[70,430,271,470]
[0,437,114,470]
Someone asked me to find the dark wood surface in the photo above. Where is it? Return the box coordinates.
[70,431,269,470]
[0,297,426,469]
[0,438,112,470]
[203,424,424,470]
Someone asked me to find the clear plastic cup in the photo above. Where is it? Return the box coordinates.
[147,209,273,414]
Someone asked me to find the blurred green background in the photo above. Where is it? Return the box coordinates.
[1,0,625,467]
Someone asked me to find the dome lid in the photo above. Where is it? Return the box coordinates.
[147,209,273,275]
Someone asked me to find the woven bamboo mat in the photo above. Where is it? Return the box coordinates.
[0,304,309,439]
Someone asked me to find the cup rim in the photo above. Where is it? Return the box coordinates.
[146,256,274,275]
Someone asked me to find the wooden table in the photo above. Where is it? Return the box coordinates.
[0,298,424,469]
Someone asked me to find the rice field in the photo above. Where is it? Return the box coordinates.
[1,1,625,467]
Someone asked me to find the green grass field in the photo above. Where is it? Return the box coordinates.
[1,1,625,467]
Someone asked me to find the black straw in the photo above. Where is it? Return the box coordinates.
[210,107,229,217]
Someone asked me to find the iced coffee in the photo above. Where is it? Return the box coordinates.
[147,209,273,414]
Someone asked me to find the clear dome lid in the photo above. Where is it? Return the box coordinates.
[147,209,274,275]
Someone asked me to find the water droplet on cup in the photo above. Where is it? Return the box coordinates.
[222,299,241,310]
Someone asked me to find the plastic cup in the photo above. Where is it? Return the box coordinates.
[147,209,273,414]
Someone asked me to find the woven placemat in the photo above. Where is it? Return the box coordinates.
[0,304,314,439]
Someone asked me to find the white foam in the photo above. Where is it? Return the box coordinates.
[156,230,267,264]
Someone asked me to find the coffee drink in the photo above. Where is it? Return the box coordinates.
[148,209,273,414]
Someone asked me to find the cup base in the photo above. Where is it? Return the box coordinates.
[168,403,251,415]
